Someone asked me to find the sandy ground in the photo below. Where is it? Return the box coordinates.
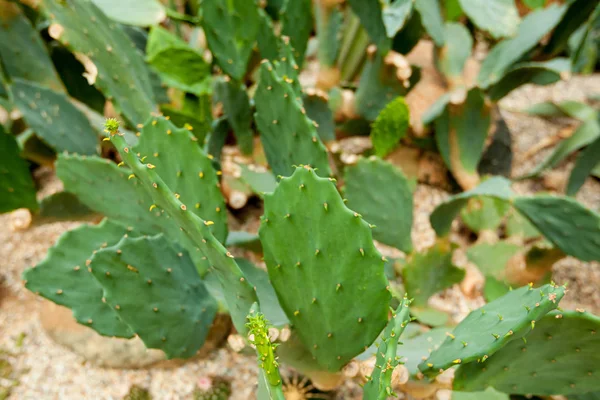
[1,76,599,400]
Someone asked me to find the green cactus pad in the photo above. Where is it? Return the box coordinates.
[434,88,491,189]
[108,127,258,335]
[303,93,335,142]
[133,117,227,244]
[466,242,520,279]
[272,39,303,97]
[435,22,472,84]
[460,197,511,234]
[513,195,600,262]
[355,52,413,121]
[34,192,98,225]
[90,234,217,358]
[11,79,99,155]
[567,135,600,196]
[146,45,210,96]
[280,0,312,66]
[430,176,513,236]
[363,296,412,400]
[418,283,566,377]
[23,220,134,338]
[344,157,413,253]
[454,310,600,395]
[487,58,571,101]
[257,8,280,61]
[370,97,410,158]
[42,0,157,125]
[201,0,260,80]
[398,327,447,375]
[451,388,509,400]
[0,0,64,91]
[402,240,465,306]
[458,0,519,39]
[0,128,37,213]
[413,0,446,46]
[347,0,390,51]
[259,166,391,371]
[214,77,254,155]
[254,62,331,178]
[477,4,567,89]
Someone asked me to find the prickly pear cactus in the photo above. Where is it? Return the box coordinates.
[90,234,218,358]
[259,166,391,371]
[247,307,285,399]
[132,117,228,244]
[254,62,331,178]
[434,88,491,190]
[106,119,258,334]
[24,220,135,338]
[363,296,412,400]
[280,0,312,66]
[0,127,37,213]
[257,8,280,61]
[214,77,254,155]
[454,310,600,395]
[41,0,157,125]
[344,157,413,253]
[11,79,99,155]
[200,0,260,80]
[0,0,64,91]
[418,283,566,377]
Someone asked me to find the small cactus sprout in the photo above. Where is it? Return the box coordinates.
[104,117,120,135]
[246,308,282,387]
[193,377,232,400]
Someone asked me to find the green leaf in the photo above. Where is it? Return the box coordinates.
[371,97,410,157]
[544,0,600,56]
[90,234,218,358]
[11,79,99,155]
[566,136,600,196]
[0,128,37,213]
[524,100,597,121]
[23,220,135,337]
[402,241,465,306]
[344,157,414,253]
[460,196,511,234]
[458,0,520,39]
[90,0,165,26]
[477,4,567,89]
[0,0,64,92]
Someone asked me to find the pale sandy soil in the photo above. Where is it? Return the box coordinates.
[1,76,599,400]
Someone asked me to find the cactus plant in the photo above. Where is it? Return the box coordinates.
[41,0,157,125]
[344,157,413,253]
[370,97,410,158]
[0,127,37,214]
[418,283,566,377]
[402,240,465,306]
[259,166,391,371]
[454,310,600,395]
[213,77,254,155]
[200,0,260,80]
[254,62,331,178]
[363,295,412,400]
[280,0,312,67]
[10,79,99,155]
[193,377,231,400]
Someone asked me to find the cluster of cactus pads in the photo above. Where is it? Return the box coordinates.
[1,0,599,399]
